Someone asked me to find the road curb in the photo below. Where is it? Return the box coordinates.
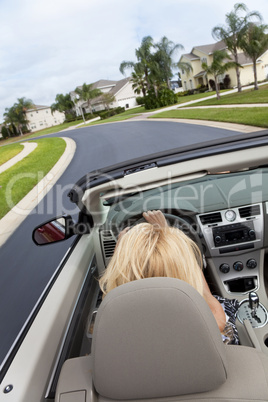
[127,117,263,133]
[0,137,76,247]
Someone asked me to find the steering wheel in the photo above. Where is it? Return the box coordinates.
[129,212,203,255]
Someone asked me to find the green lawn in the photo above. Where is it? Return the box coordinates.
[0,137,66,219]
[0,143,24,165]
[151,107,268,128]
[176,90,224,104]
[186,84,268,107]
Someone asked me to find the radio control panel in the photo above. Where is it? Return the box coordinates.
[212,222,256,247]
[197,204,263,257]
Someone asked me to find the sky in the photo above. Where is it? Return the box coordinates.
[1,0,268,123]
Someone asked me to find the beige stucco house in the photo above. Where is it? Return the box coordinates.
[179,40,268,91]
[70,77,138,116]
[26,105,65,132]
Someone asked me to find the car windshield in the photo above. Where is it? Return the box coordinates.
[106,167,268,219]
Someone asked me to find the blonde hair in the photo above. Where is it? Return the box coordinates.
[99,223,204,297]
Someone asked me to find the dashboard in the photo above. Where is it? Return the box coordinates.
[96,165,268,350]
[99,167,268,295]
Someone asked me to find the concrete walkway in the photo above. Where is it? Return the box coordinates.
[178,103,268,110]
[0,137,76,247]
[0,142,38,174]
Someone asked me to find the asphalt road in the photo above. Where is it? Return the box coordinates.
[0,120,244,364]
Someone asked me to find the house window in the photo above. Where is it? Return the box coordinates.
[46,111,48,113]
[181,69,185,74]
[189,79,193,89]
[202,57,207,64]
[31,114,33,117]
[125,104,129,108]
[39,121,43,126]
[36,111,38,113]
[184,81,187,90]
[31,125,36,129]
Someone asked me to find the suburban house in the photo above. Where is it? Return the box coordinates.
[70,77,138,116]
[179,39,268,91]
[26,105,65,132]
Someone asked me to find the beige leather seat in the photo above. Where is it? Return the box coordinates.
[56,277,268,401]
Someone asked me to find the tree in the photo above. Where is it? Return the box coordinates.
[212,3,262,92]
[15,97,34,135]
[1,126,10,139]
[4,97,33,136]
[51,93,74,115]
[202,50,238,99]
[120,36,154,90]
[153,36,184,89]
[101,92,116,110]
[131,70,147,97]
[74,83,101,114]
[240,23,268,90]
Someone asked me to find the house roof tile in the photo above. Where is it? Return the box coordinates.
[183,53,200,60]
[193,40,227,55]
[26,105,50,112]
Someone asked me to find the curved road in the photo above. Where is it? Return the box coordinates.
[0,120,246,364]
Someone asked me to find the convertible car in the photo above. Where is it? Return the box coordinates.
[2,131,268,401]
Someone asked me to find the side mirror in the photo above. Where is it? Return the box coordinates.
[32,215,75,246]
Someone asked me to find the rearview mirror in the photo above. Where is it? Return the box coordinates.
[32,216,74,246]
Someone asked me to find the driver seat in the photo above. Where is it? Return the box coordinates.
[55,277,268,401]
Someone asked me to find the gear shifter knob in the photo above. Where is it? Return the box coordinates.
[249,292,259,312]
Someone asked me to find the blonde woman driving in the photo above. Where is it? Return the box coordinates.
[99,210,239,344]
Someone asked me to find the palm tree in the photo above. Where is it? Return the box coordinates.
[101,92,116,110]
[240,23,268,90]
[202,50,238,100]
[153,36,184,89]
[212,3,262,92]
[120,36,154,90]
[51,93,74,115]
[74,83,102,114]
[131,71,147,97]
[4,107,20,135]
[4,97,33,135]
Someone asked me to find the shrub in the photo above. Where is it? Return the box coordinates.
[144,88,177,110]
[1,126,9,139]
[209,79,216,91]
[223,74,231,89]
[196,84,208,93]
[136,96,145,105]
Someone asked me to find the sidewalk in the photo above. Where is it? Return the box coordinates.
[177,103,268,110]
[0,142,37,174]
[0,137,76,247]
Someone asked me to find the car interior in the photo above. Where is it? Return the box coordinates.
[4,139,268,401]
[52,142,268,401]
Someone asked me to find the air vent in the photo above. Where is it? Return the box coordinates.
[100,230,116,261]
[239,205,260,218]
[199,212,222,225]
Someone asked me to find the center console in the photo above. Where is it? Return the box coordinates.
[197,203,263,294]
[197,203,268,353]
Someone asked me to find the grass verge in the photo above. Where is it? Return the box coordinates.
[0,137,66,219]
[0,143,24,165]
[150,107,268,128]
[187,84,268,107]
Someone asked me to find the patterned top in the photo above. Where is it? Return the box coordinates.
[214,295,240,345]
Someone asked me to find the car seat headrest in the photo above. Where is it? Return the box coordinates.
[92,277,228,400]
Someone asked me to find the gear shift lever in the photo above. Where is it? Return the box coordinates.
[249,292,259,320]
[249,292,259,310]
